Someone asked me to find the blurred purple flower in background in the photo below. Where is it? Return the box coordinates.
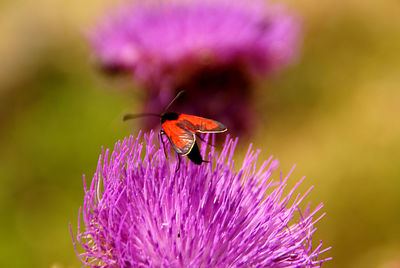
[91,0,300,136]
[72,132,330,267]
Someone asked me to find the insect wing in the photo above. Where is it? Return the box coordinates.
[162,120,195,155]
[177,114,227,133]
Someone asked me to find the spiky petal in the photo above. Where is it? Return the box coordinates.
[72,132,331,267]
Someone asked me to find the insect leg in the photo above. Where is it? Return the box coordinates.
[159,130,168,161]
[175,154,181,173]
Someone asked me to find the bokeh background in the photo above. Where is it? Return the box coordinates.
[1,0,399,267]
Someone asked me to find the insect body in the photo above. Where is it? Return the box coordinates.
[123,91,227,170]
[160,112,227,165]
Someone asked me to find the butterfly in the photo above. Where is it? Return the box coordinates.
[124,91,227,171]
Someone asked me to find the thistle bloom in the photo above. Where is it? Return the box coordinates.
[91,0,300,135]
[72,132,331,267]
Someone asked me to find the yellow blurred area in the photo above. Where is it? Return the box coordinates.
[1,0,399,267]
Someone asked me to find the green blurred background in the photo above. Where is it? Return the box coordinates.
[1,0,399,267]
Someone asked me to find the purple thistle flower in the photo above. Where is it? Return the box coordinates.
[91,0,300,136]
[71,132,331,267]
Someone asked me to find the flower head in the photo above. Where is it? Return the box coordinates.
[72,132,331,267]
[91,0,300,136]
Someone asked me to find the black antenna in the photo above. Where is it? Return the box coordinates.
[163,90,185,113]
[123,113,160,121]
[123,90,185,121]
